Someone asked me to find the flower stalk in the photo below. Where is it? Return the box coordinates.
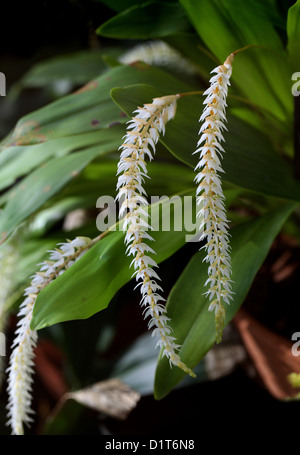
[116,95,195,377]
[194,54,235,343]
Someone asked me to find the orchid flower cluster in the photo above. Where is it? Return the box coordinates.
[6,236,92,435]
[116,95,195,378]
[194,54,235,342]
[5,52,235,435]
[116,52,234,372]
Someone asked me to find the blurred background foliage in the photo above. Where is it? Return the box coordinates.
[0,0,300,435]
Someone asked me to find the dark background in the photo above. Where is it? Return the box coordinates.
[0,0,112,137]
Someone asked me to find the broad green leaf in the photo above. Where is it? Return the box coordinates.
[163,32,218,80]
[154,202,297,399]
[31,182,240,331]
[259,0,292,31]
[111,83,300,201]
[179,0,292,122]
[96,1,190,39]
[29,159,195,236]
[41,400,85,436]
[27,197,97,237]
[8,218,102,312]
[0,147,109,244]
[0,64,193,202]
[110,332,163,396]
[0,127,122,192]
[31,191,198,330]
[80,158,195,194]
[1,63,191,150]
[287,0,300,71]
[110,332,208,396]
[9,50,107,99]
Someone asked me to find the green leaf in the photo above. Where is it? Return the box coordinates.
[154,202,297,399]
[28,159,195,237]
[110,332,208,396]
[163,32,218,80]
[0,127,122,192]
[0,62,194,198]
[0,146,110,244]
[9,50,107,99]
[0,64,193,201]
[70,158,195,197]
[287,0,300,72]
[96,1,190,39]
[31,192,198,330]
[111,83,300,201]
[1,63,192,150]
[179,0,292,122]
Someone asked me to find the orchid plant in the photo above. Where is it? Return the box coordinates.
[0,0,299,435]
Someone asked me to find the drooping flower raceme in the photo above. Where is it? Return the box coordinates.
[194,53,235,343]
[6,236,92,435]
[116,95,195,378]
